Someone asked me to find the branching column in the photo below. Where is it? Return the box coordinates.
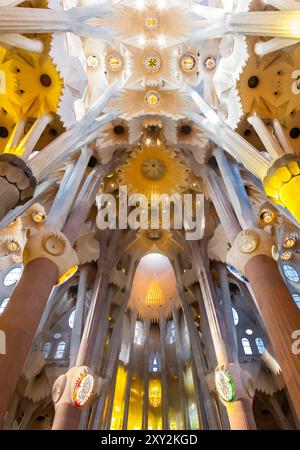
[159,314,170,430]
[227,230,300,421]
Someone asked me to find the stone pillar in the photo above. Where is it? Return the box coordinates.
[51,366,103,430]
[213,148,257,230]
[227,228,300,421]
[69,266,89,367]
[0,229,77,425]
[91,295,130,430]
[122,312,137,430]
[0,6,111,39]
[217,263,238,363]
[173,257,218,429]
[192,244,257,429]
[172,308,190,430]
[142,318,150,430]
[159,314,170,430]
[228,10,300,39]
[200,165,241,245]
[75,269,110,368]
[180,293,219,429]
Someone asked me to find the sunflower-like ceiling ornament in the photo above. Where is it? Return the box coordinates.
[0,47,21,120]
[15,51,63,118]
[117,126,190,199]
[238,38,300,122]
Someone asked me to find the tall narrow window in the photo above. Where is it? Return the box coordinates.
[69,310,76,329]
[232,307,239,326]
[3,267,22,286]
[166,320,175,344]
[150,352,160,373]
[255,338,265,354]
[292,294,300,309]
[241,338,252,355]
[0,298,9,314]
[55,341,66,359]
[42,342,52,359]
[134,321,144,345]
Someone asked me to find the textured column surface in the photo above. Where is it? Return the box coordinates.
[0,257,58,424]
[245,255,300,420]
[52,403,82,430]
[227,399,257,430]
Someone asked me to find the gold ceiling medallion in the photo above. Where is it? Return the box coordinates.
[237,230,259,254]
[204,56,216,70]
[107,53,123,72]
[181,54,197,73]
[144,52,162,73]
[283,234,297,249]
[145,90,160,106]
[6,239,20,253]
[86,55,99,69]
[144,15,159,30]
[142,158,166,180]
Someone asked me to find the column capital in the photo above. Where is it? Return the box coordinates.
[52,366,103,411]
[0,154,36,219]
[226,228,275,275]
[214,363,255,406]
[23,229,78,284]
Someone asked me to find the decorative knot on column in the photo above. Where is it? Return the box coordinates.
[0,154,36,219]
[21,203,46,238]
[215,363,256,406]
[226,228,276,277]
[52,366,103,410]
[23,229,78,285]
[263,154,300,224]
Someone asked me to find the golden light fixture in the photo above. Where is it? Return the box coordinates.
[145,90,160,106]
[145,279,164,307]
[181,54,197,73]
[107,53,123,72]
[149,379,161,408]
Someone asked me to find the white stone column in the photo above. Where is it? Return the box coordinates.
[187,90,271,180]
[69,266,89,367]
[0,33,43,52]
[0,5,112,39]
[172,308,191,430]
[142,318,150,430]
[213,148,257,229]
[159,313,170,430]
[228,11,300,39]
[122,312,137,430]
[247,115,284,160]
[200,165,242,245]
